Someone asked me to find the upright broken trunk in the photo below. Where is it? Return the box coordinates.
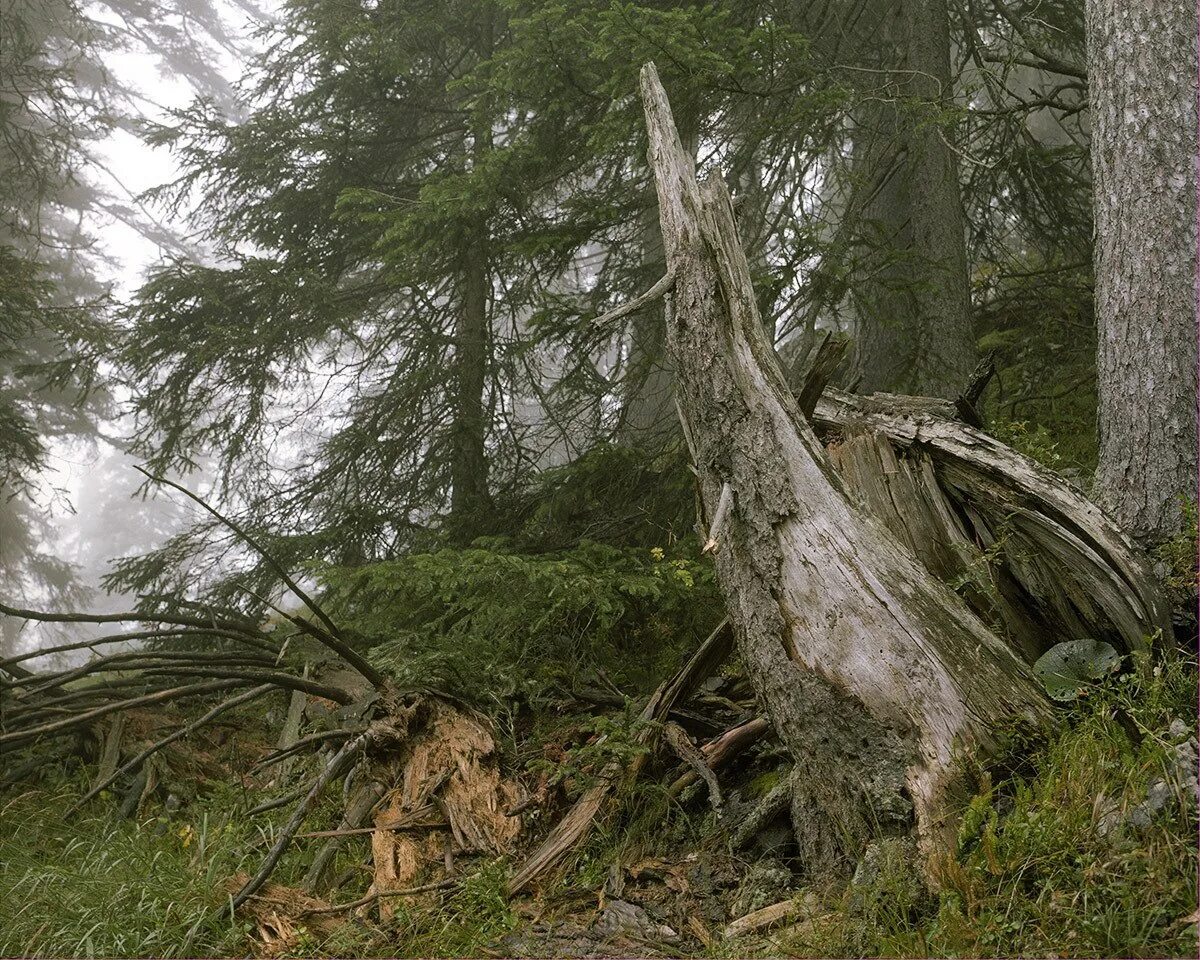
[640,63,1052,875]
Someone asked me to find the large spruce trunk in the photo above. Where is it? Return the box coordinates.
[1087,0,1198,544]
[847,0,976,398]
[640,63,1052,874]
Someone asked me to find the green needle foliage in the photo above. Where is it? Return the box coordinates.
[322,538,721,705]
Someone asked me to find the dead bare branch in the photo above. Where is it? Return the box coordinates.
[134,467,384,690]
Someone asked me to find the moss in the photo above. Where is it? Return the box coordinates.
[776,645,1198,959]
[746,769,784,800]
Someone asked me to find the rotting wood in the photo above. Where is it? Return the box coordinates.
[273,679,308,784]
[812,387,1172,661]
[662,721,721,810]
[724,894,819,939]
[91,714,126,792]
[668,715,770,797]
[639,60,1054,874]
[304,779,386,893]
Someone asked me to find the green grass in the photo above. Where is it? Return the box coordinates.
[776,645,1199,958]
[0,760,524,959]
[2,647,1194,958]
[0,774,262,957]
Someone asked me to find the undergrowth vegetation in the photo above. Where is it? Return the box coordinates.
[4,642,1192,958]
[0,774,257,958]
[778,643,1198,959]
[320,539,721,706]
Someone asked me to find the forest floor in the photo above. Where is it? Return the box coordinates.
[1,635,1197,959]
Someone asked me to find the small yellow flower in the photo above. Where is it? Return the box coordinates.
[177,824,195,848]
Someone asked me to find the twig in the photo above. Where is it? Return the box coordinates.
[663,721,721,810]
[134,467,384,689]
[6,649,276,695]
[591,268,675,327]
[300,879,456,917]
[0,679,249,746]
[252,727,365,770]
[0,600,265,642]
[69,684,277,812]
[0,628,283,667]
[247,783,311,817]
[668,716,770,797]
[230,733,368,910]
[296,804,442,838]
[131,665,355,705]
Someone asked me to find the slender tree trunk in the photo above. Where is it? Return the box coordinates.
[449,238,490,527]
[1088,0,1198,544]
[848,0,976,397]
[640,63,1050,876]
[449,8,495,530]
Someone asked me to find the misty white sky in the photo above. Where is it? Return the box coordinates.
[36,1,268,620]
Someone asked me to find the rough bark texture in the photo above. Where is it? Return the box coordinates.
[640,63,1052,876]
[848,0,976,398]
[1087,0,1199,544]
[450,240,490,525]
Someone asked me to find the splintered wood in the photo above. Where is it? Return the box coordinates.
[367,702,519,918]
[814,388,1171,662]
[225,876,338,957]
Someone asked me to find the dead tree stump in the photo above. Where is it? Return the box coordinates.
[640,62,1056,876]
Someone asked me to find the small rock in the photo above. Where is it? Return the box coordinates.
[591,899,678,943]
[729,858,794,918]
[1129,780,1173,828]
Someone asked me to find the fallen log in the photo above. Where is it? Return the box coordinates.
[640,61,1055,875]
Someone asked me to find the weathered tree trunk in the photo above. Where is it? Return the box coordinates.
[641,62,1051,874]
[1087,0,1198,544]
[848,0,976,398]
[810,387,1172,662]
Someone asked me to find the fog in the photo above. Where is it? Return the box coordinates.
[4,0,272,663]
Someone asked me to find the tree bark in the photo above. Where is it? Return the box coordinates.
[620,103,699,450]
[1087,0,1199,544]
[640,62,1051,875]
[449,8,495,531]
[847,0,976,398]
[450,235,490,527]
